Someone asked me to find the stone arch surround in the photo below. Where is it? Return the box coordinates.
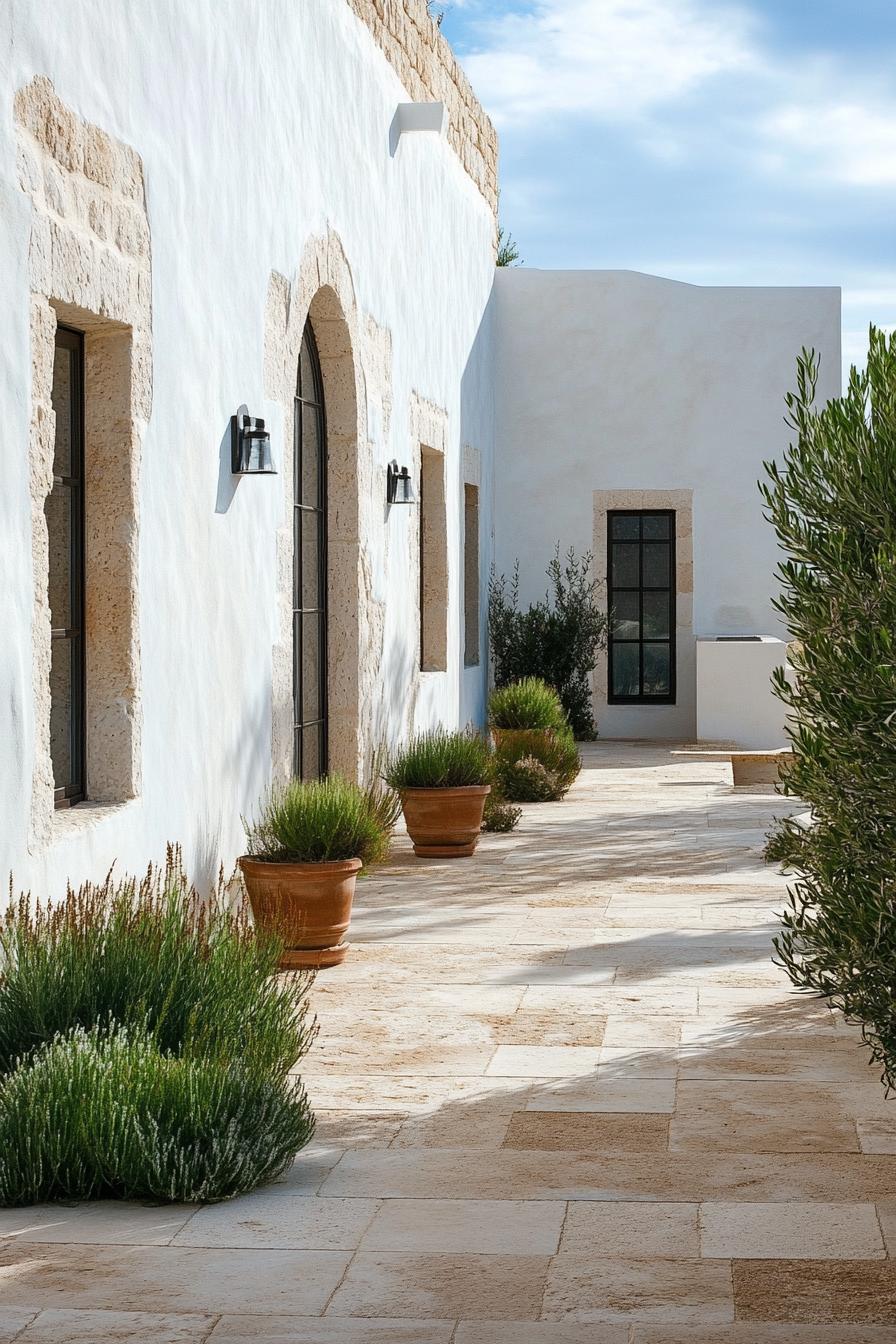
[265,232,384,784]
[15,75,151,849]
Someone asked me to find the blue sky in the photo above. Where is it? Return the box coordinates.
[440,0,896,380]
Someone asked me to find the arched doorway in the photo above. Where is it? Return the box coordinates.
[293,321,328,780]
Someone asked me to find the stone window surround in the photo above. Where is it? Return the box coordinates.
[462,443,481,669]
[15,76,151,850]
[593,489,694,721]
[409,395,450,677]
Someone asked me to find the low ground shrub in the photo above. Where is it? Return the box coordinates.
[488,678,567,731]
[762,328,896,1090]
[0,1025,313,1205]
[481,791,522,833]
[494,728,581,803]
[385,729,491,790]
[245,775,389,866]
[0,848,315,1077]
[0,849,317,1204]
[489,546,608,739]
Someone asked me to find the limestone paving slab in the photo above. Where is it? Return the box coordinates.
[209,1319,455,1342]
[559,1201,700,1259]
[0,1243,350,1315]
[700,1201,885,1259]
[0,1201,195,1245]
[14,1310,215,1343]
[358,1197,565,1254]
[325,1251,550,1320]
[541,1254,734,1324]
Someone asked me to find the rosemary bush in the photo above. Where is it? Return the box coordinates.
[489,546,608,739]
[0,1025,313,1205]
[762,328,896,1089]
[493,728,581,803]
[0,848,317,1204]
[488,678,567,731]
[245,775,389,866]
[0,848,315,1077]
[385,729,491,790]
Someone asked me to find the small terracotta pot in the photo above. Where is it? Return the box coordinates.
[400,785,491,858]
[238,855,361,969]
[491,726,557,751]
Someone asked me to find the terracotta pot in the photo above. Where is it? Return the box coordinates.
[491,726,557,751]
[400,785,491,858]
[238,855,361,970]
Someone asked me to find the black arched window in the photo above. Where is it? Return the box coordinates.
[293,323,328,779]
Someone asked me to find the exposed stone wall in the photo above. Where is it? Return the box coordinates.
[345,0,498,216]
[15,75,151,847]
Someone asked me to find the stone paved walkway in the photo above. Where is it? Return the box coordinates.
[2,744,896,1341]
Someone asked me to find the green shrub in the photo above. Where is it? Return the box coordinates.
[488,678,567,731]
[494,728,581,802]
[489,546,608,739]
[481,791,522,833]
[385,729,491,790]
[0,849,316,1077]
[761,327,896,1090]
[246,775,389,866]
[0,1025,313,1205]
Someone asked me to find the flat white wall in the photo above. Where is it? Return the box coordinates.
[0,0,495,896]
[492,269,840,739]
[696,638,793,749]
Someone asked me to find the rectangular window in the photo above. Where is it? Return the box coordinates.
[463,483,480,667]
[607,510,675,704]
[47,326,85,805]
[419,445,448,671]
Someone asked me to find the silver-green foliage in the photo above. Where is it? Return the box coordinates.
[385,729,492,790]
[0,1024,313,1205]
[246,775,389,866]
[0,848,315,1077]
[761,327,896,1089]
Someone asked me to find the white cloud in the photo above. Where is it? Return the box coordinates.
[461,0,757,126]
[763,102,896,187]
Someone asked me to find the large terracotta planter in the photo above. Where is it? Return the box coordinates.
[400,785,491,858]
[238,855,361,970]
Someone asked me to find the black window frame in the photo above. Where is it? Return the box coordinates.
[50,325,86,807]
[293,321,328,781]
[607,509,676,705]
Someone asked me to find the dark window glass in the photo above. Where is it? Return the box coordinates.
[607,510,676,704]
[47,327,85,805]
[293,323,327,780]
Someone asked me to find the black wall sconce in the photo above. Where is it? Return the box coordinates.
[386,460,416,505]
[231,404,276,475]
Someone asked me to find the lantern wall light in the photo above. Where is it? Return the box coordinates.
[231,404,276,475]
[386,460,417,505]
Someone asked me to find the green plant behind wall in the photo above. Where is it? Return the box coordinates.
[489,546,609,738]
[761,326,896,1090]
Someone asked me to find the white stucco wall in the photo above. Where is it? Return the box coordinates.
[492,269,840,740]
[0,0,495,896]
[696,637,794,750]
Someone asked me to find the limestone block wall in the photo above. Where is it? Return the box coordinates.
[346,0,498,216]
